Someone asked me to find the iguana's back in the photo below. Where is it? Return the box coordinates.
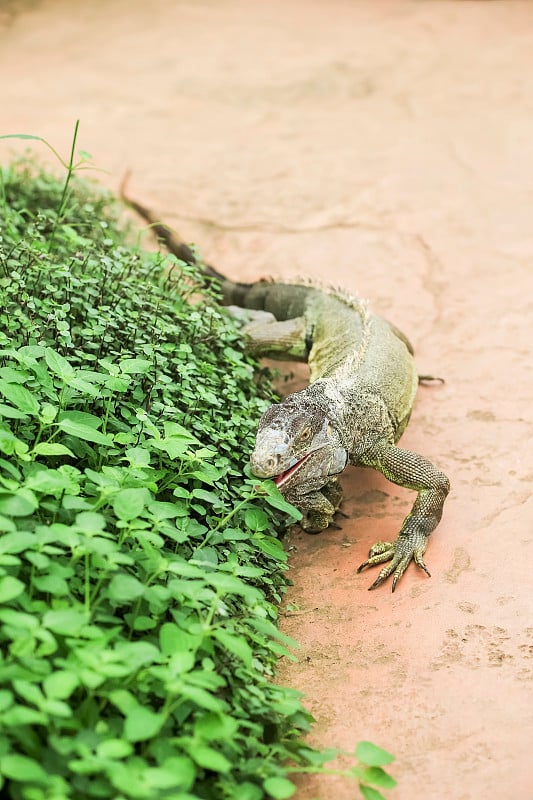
[226,281,419,442]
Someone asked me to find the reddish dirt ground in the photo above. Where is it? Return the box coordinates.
[2,2,533,798]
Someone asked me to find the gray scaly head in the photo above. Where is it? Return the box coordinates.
[250,391,348,531]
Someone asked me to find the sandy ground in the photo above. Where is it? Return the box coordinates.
[1,1,533,798]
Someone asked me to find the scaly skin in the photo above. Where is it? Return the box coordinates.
[122,187,450,591]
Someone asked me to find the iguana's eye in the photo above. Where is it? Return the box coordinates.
[300,427,312,441]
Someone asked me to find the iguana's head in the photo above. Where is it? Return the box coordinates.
[250,394,343,489]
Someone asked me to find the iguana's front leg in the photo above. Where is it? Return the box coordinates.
[357,443,450,591]
[283,485,337,533]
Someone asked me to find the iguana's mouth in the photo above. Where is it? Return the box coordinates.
[274,453,313,488]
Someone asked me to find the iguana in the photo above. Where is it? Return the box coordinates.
[122,188,450,591]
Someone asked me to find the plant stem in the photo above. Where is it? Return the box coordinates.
[84,552,91,613]
[47,119,80,252]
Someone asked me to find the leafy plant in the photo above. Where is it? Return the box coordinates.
[0,139,396,800]
[288,740,397,800]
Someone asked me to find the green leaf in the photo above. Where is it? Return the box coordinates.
[262,776,296,799]
[119,358,152,374]
[159,622,194,657]
[0,490,37,516]
[0,457,21,481]
[2,706,48,726]
[96,739,134,760]
[124,706,165,742]
[212,629,253,667]
[114,641,160,670]
[233,783,263,800]
[360,767,397,789]
[188,744,231,774]
[109,689,138,715]
[244,507,270,531]
[125,446,151,468]
[58,418,112,446]
[259,481,302,519]
[68,376,100,397]
[33,573,70,596]
[146,756,196,791]
[58,410,103,428]
[75,511,106,533]
[0,608,39,629]
[44,348,75,379]
[43,670,79,699]
[0,429,29,458]
[0,530,35,554]
[252,535,287,562]
[39,403,59,424]
[112,487,151,521]
[0,514,16,532]
[205,573,256,596]
[43,608,89,635]
[0,575,25,603]
[148,501,181,520]
[25,468,74,495]
[0,403,29,419]
[0,690,13,712]
[0,754,49,784]
[179,684,223,712]
[359,785,387,800]
[108,574,145,603]
[132,615,156,631]
[32,442,75,458]
[105,375,131,392]
[150,438,190,459]
[194,712,238,741]
[356,741,395,767]
[163,421,200,443]
[0,379,40,415]
[192,488,223,506]
[0,367,28,383]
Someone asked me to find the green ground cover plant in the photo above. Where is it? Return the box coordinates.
[0,136,396,800]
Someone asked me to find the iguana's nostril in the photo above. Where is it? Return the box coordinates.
[250,451,281,478]
[266,455,279,471]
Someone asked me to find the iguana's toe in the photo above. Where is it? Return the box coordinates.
[357,537,431,592]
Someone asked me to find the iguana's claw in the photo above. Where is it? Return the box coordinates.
[357,538,431,592]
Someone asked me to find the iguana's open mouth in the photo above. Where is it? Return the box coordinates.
[274,453,313,488]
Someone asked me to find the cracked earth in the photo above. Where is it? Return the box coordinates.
[1,1,533,797]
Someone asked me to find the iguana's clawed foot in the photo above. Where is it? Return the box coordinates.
[295,479,345,534]
[357,536,431,592]
[301,508,335,533]
[301,509,344,533]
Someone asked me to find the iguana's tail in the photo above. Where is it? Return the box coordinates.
[119,173,220,275]
[119,174,256,305]
[120,179,322,320]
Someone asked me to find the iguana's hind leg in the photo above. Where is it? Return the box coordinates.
[357,443,450,591]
